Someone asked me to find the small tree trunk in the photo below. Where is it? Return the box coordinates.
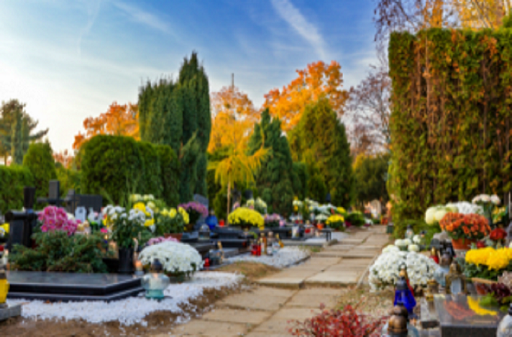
[226,180,231,225]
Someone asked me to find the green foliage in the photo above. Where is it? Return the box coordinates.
[56,166,81,196]
[306,163,328,202]
[156,144,180,206]
[81,135,179,206]
[248,109,294,216]
[389,29,512,228]
[139,52,211,203]
[10,231,108,273]
[0,165,34,213]
[289,98,354,206]
[345,212,366,228]
[292,162,308,199]
[213,192,227,221]
[0,99,48,163]
[354,153,390,207]
[23,142,57,200]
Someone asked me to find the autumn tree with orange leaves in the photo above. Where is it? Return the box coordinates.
[208,86,259,153]
[73,102,139,150]
[264,61,349,132]
[53,149,74,168]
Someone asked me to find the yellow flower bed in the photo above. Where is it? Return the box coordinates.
[466,247,512,271]
[228,207,264,230]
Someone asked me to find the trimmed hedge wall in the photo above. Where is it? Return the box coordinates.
[388,28,512,230]
[81,135,180,205]
[0,165,34,214]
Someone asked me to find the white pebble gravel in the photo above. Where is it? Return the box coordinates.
[224,247,310,268]
[6,272,242,326]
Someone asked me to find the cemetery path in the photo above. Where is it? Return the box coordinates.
[156,226,390,337]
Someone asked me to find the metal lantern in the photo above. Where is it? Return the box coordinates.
[198,224,211,242]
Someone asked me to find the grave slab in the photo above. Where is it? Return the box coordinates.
[7,271,143,302]
[202,308,272,325]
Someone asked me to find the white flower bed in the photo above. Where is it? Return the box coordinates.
[139,241,203,274]
[225,247,310,268]
[7,272,242,326]
[369,247,437,291]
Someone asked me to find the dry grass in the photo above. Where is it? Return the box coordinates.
[215,261,280,281]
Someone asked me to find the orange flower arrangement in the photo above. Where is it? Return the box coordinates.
[439,212,490,240]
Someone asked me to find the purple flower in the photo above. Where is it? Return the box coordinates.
[178,202,208,217]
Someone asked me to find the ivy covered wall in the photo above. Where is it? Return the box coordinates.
[389,28,512,226]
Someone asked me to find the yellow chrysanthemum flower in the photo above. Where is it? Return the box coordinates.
[144,219,155,227]
[0,223,9,234]
[466,247,494,266]
[337,207,346,214]
[178,207,189,224]
[169,208,177,218]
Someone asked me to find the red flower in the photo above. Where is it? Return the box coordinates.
[477,241,486,248]
[490,228,507,241]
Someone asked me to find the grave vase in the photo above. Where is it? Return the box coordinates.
[118,248,134,274]
[164,233,183,241]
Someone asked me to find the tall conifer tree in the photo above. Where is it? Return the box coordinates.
[248,109,294,215]
[138,53,211,203]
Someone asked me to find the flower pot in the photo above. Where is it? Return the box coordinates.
[317,224,324,230]
[451,238,475,250]
[118,248,134,274]
[164,233,183,241]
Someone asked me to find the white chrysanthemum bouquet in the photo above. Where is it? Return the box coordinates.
[139,241,203,277]
[369,247,438,291]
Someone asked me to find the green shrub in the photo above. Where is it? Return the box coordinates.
[213,191,227,221]
[10,231,108,273]
[56,166,81,196]
[22,142,57,200]
[81,135,180,206]
[345,212,366,227]
[156,144,180,206]
[0,165,34,213]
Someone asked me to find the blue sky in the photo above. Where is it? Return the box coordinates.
[0,0,378,152]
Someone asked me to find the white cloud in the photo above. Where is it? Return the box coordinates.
[113,1,174,37]
[77,0,103,56]
[270,0,327,59]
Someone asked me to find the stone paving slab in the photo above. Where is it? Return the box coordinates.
[326,263,368,272]
[305,271,360,285]
[337,258,374,265]
[244,333,292,337]
[285,290,339,309]
[324,244,356,250]
[303,257,341,265]
[337,250,379,258]
[202,308,272,325]
[252,309,318,333]
[169,320,247,336]
[339,238,365,244]
[220,287,296,311]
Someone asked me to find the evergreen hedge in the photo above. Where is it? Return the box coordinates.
[23,142,57,200]
[0,165,34,213]
[388,28,512,231]
[81,135,180,205]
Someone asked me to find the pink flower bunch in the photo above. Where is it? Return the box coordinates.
[38,206,80,236]
[147,236,178,246]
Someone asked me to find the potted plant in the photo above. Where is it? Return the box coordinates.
[264,214,281,228]
[439,212,491,251]
[326,214,345,231]
[228,207,264,230]
[105,205,149,274]
[154,207,186,241]
[138,240,203,282]
[178,202,206,232]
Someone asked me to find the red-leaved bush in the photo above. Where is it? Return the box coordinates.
[288,303,387,337]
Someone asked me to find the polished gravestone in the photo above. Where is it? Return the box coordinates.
[432,294,503,337]
[7,271,143,302]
